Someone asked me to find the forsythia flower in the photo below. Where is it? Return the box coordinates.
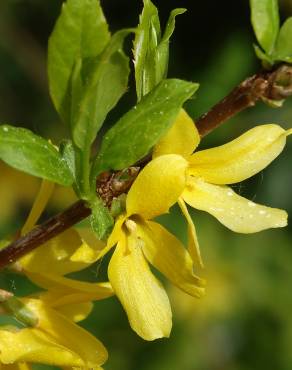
[18,180,113,302]
[154,110,292,267]
[98,154,205,341]
[0,297,107,369]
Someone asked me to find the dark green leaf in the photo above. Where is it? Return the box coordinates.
[0,125,74,186]
[90,198,114,240]
[48,0,110,122]
[72,30,131,149]
[92,79,199,176]
[273,17,292,62]
[250,0,279,54]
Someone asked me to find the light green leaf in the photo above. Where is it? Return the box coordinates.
[0,125,74,186]
[250,0,279,54]
[72,30,131,149]
[254,44,274,67]
[133,0,160,101]
[92,79,199,176]
[90,198,114,240]
[133,0,185,101]
[273,17,292,62]
[48,0,110,122]
[155,8,186,83]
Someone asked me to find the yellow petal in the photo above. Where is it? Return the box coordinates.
[38,290,94,322]
[20,228,98,276]
[54,302,93,323]
[76,227,105,252]
[25,272,113,300]
[23,299,108,368]
[97,214,126,260]
[183,177,288,233]
[126,154,188,219]
[108,236,172,341]
[0,328,83,367]
[189,124,287,184]
[138,221,205,298]
[178,198,204,268]
[153,109,200,159]
[21,180,55,235]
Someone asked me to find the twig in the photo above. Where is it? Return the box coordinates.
[196,64,292,136]
[1,63,292,270]
[0,200,90,269]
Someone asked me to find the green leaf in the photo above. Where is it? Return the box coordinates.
[48,0,110,122]
[72,30,131,149]
[0,125,74,186]
[273,17,292,62]
[133,0,160,101]
[155,8,186,84]
[89,198,114,240]
[92,79,199,176]
[59,140,76,181]
[254,44,274,67]
[250,0,279,54]
[133,0,185,101]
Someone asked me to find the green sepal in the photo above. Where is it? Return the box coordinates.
[48,0,110,122]
[0,125,74,186]
[250,0,279,55]
[89,198,114,240]
[72,30,132,150]
[92,79,199,176]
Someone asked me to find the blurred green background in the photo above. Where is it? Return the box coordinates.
[1,1,292,369]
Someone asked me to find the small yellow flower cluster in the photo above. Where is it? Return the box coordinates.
[1,110,291,368]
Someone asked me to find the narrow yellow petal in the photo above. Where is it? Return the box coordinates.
[189,124,287,184]
[0,328,83,367]
[97,214,126,260]
[138,221,205,298]
[126,154,188,219]
[21,180,55,235]
[178,198,204,268]
[183,177,288,233]
[25,272,113,300]
[54,302,93,323]
[23,299,108,368]
[108,237,172,341]
[153,109,200,158]
[20,229,98,276]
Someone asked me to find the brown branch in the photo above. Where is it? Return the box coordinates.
[0,200,90,270]
[196,64,292,136]
[1,63,292,270]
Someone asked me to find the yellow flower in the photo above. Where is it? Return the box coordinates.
[154,110,292,267]
[0,297,107,369]
[18,180,113,303]
[98,154,205,341]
